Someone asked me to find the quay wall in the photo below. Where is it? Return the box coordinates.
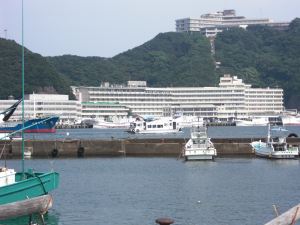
[8,137,300,157]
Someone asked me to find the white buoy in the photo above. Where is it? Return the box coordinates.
[198,201,201,203]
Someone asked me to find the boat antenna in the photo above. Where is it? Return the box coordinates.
[21,0,25,179]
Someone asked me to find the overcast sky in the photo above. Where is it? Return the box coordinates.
[0,0,299,58]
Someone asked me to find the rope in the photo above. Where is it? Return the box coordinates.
[0,143,6,159]
[36,176,47,194]
[37,194,53,225]
[31,124,69,170]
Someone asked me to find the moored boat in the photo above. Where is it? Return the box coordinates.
[280,115,300,125]
[93,118,131,128]
[0,168,59,205]
[0,98,59,133]
[183,125,217,160]
[251,125,299,159]
[0,116,59,133]
[126,118,181,134]
[235,117,268,126]
[175,115,204,128]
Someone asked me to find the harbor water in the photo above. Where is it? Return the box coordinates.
[24,125,300,140]
[2,126,300,225]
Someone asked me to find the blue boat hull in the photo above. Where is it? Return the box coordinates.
[0,117,59,133]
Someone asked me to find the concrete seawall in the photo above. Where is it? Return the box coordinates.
[4,137,300,157]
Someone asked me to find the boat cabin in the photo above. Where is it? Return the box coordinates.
[128,119,180,133]
[129,120,178,131]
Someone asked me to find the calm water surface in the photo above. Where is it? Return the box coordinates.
[24,125,300,140]
[2,126,300,225]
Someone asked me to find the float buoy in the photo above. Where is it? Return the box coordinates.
[78,147,85,155]
[288,133,298,138]
[52,149,59,156]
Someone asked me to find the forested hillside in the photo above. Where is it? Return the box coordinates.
[0,38,75,100]
[214,18,300,109]
[47,32,217,88]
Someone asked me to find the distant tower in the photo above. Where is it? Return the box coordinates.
[4,29,7,39]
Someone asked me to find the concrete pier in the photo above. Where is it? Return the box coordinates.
[3,137,300,157]
[55,124,93,129]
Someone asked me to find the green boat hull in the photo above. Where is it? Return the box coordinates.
[0,171,59,205]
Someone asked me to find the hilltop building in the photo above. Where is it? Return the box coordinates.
[72,75,284,121]
[175,9,290,37]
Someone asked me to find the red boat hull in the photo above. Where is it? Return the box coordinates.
[24,129,56,133]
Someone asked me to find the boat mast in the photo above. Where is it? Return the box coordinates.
[267,123,270,143]
[22,0,25,179]
[33,91,36,118]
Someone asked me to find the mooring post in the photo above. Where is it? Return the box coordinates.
[155,218,174,225]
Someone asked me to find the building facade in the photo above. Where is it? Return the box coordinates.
[0,94,81,123]
[81,102,129,119]
[72,75,284,120]
[176,9,290,37]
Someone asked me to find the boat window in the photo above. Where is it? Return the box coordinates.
[153,125,156,128]
[148,125,152,128]
[170,123,172,126]
[158,125,163,128]
[130,123,136,128]
[164,123,167,126]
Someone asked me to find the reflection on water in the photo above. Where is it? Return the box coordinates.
[1,155,300,225]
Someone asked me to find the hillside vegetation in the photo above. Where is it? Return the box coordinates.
[214,18,300,108]
[0,38,75,100]
[47,32,217,88]
[1,18,300,109]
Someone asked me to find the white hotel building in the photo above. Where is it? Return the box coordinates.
[176,9,290,37]
[72,75,284,121]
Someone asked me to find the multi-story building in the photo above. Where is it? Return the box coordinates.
[81,102,129,119]
[0,94,81,123]
[72,75,284,121]
[176,9,290,37]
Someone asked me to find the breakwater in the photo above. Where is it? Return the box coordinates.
[55,124,93,129]
[54,122,282,129]
[3,137,300,157]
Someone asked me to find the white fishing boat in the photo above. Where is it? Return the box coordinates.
[251,125,299,159]
[183,126,217,160]
[88,116,135,129]
[175,115,204,128]
[280,115,300,125]
[93,118,131,128]
[235,117,268,126]
[126,119,182,134]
